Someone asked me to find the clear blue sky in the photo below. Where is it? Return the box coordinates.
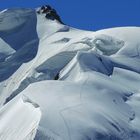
[0,0,140,31]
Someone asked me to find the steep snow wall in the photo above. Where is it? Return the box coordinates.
[0,95,41,140]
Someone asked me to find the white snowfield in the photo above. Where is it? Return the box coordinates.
[0,7,140,140]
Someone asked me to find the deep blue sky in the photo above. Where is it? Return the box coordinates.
[0,0,140,31]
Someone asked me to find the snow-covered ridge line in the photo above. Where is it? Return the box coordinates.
[0,6,140,140]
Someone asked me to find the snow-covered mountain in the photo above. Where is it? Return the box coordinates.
[0,5,140,140]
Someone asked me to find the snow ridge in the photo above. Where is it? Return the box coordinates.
[0,6,140,140]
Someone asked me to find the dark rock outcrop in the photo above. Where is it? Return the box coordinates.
[37,5,63,24]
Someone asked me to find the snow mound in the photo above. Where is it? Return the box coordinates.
[96,27,140,57]
[93,34,125,55]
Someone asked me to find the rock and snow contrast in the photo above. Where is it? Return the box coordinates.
[0,5,140,140]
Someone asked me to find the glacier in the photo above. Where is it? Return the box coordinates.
[0,5,140,140]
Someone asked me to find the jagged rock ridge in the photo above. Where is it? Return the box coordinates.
[37,5,63,24]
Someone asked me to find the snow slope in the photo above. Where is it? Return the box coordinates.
[0,96,41,140]
[0,6,140,140]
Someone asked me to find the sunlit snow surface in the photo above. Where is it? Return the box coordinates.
[0,8,140,140]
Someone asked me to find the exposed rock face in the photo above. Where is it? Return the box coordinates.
[37,5,63,24]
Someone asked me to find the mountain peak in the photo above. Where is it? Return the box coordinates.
[37,5,63,24]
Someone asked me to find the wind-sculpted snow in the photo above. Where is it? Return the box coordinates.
[0,38,15,56]
[96,27,140,57]
[0,8,39,82]
[0,8,39,50]
[0,38,15,62]
[0,95,41,140]
[93,34,125,55]
[0,7,140,140]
